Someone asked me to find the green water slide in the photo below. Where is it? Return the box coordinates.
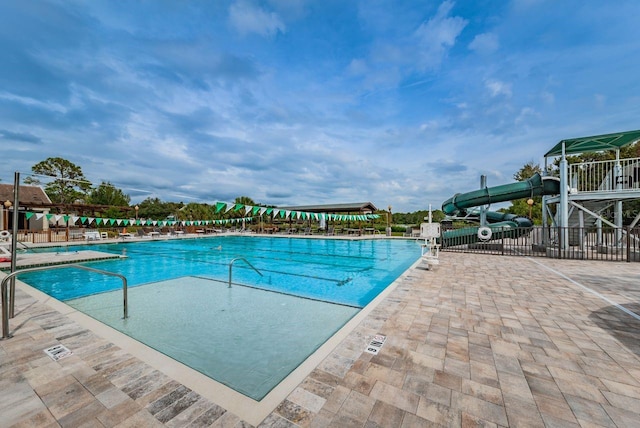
[441,173,560,246]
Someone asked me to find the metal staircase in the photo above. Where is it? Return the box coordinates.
[566,200,613,228]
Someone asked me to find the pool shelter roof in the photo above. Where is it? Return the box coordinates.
[279,202,378,214]
[0,184,52,206]
[545,129,640,157]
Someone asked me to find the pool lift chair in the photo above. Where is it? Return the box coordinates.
[418,206,441,270]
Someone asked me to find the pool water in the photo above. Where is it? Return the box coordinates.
[21,236,420,307]
[19,236,420,400]
[66,276,360,400]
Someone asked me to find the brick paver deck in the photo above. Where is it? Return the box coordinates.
[2,252,639,427]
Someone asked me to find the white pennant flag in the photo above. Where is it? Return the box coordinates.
[116,219,123,225]
[259,207,267,216]
[35,213,44,220]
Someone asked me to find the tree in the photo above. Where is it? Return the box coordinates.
[234,196,256,206]
[513,161,542,181]
[506,161,543,224]
[24,157,91,204]
[87,182,131,206]
[178,202,215,221]
[136,198,183,220]
[228,196,256,218]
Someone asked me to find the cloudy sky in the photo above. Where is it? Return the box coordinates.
[1,1,639,212]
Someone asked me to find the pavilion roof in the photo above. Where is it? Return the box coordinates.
[279,202,378,214]
[0,184,52,205]
[545,130,640,157]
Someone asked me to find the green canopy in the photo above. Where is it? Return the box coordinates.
[545,130,640,157]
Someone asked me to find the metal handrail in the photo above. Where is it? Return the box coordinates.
[2,264,128,339]
[228,257,263,288]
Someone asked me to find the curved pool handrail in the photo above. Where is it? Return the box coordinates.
[228,257,263,288]
[2,264,128,340]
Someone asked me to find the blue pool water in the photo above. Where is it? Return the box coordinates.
[18,236,421,400]
[21,236,420,307]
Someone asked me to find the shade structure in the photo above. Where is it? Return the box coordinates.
[545,130,640,157]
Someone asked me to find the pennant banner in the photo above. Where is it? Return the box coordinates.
[22,202,383,233]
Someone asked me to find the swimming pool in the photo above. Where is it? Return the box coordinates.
[18,236,420,400]
[22,236,420,307]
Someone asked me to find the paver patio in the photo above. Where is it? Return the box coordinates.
[2,252,639,427]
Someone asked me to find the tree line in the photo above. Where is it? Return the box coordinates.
[20,144,640,225]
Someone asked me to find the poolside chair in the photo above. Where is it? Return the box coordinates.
[137,228,150,238]
[168,228,184,237]
[300,227,312,235]
[0,244,11,260]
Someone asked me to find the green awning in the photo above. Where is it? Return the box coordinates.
[545,129,640,157]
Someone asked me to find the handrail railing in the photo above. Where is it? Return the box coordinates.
[228,257,263,288]
[569,157,640,193]
[2,264,128,339]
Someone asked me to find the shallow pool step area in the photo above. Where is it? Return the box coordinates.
[0,250,122,269]
[65,276,360,401]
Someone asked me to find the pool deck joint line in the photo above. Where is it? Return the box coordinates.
[2,252,640,427]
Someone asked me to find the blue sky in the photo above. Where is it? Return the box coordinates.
[1,1,639,212]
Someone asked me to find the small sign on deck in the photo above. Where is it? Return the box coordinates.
[364,334,387,355]
[44,344,73,361]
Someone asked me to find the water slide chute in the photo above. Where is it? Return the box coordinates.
[441,173,560,246]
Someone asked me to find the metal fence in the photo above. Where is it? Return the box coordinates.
[441,226,640,262]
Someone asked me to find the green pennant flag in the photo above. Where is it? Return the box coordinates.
[26,212,34,220]
[252,206,260,215]
[63,215,69,222]
[234,203,244,212]
[266,208,273,215]
[109,219,116,225]
[46,214,53,220]
[80,217,87,224]
[123,220,130,226]
[215,202,226,213]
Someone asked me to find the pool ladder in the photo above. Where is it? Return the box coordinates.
[228,257,263,288]
[2,264,128,340]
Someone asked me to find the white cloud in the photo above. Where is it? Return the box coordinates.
[413,1,468,70]
[486,79,512,98]
[346,58,368,76]
[468,32,499,54]
[228,1,286,37]
[515,107,538,124]
[540,91,555,104]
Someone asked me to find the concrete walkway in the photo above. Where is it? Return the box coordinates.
[2,252,640,427]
